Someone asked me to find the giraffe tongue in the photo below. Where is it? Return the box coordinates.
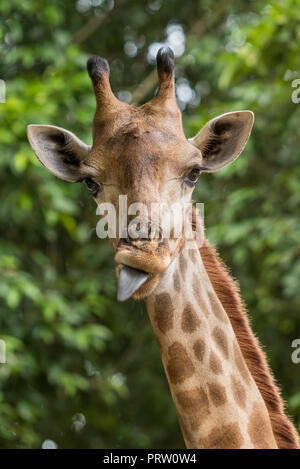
[117,265,149,302]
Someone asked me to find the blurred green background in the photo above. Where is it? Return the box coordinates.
[0,0,299,449]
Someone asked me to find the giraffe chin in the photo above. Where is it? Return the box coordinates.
[131,274,160,300]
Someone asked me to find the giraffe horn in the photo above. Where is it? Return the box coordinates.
[87,55,120,113]
[146,46,180,118]
[154,46,176,103]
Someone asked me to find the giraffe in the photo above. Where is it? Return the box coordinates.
[27,47,299,449]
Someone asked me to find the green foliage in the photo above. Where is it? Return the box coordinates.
[0,0,299,448]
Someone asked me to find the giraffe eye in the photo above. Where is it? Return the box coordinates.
[184,167,201,187]
[83,177,101,196]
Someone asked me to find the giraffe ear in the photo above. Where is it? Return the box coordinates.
[27,125,90,182]
[189,111,254,172]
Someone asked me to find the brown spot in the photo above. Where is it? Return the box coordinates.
[202,422,244,449]
[207,289,228,323]
[193,339,205,362]
[176,387,210,424]
[208,382,227,407]
[166,342,195,384]
[181,302,201,333]
[230,375,246,409]
[154,293,174,334]
[234,343,250,384]
[248,402,276,449]
[179,252,187,279]
[212,326,229,359]
[209,351,223,375]
[173,270,181,292]
[189,414,204,431]
[192,277,210,317]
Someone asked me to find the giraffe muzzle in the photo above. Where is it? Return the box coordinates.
[114,219,171,300]
[114,238,171,301]
[114,241,171,275]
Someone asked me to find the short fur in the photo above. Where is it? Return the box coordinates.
[200,238,300,449]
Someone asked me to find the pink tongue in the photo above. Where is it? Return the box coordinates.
[117,266,149,302]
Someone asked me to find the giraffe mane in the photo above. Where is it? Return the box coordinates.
[199,238,300,449]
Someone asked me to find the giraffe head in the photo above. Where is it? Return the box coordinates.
[27,47,254,301]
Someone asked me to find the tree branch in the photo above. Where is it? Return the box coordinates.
[73,12,109,45]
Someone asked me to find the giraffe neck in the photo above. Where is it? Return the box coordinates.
[146,241,278,449]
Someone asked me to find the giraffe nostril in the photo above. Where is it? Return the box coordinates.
[126,219,163,242]
[119,237,132,246]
